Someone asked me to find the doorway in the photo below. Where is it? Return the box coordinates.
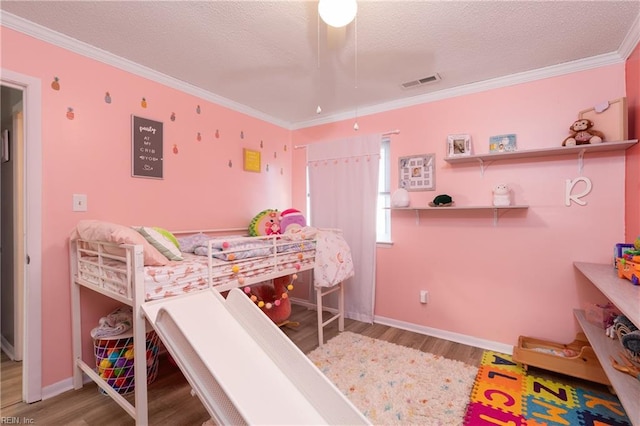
[0,69,43,404]
[1,84,23,407]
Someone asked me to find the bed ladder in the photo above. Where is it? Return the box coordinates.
[316,281,345,346]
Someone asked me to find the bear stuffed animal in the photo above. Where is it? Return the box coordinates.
[493,183,511,206]
[562,118,605,146]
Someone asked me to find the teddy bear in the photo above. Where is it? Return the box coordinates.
[492,183,511,206]
[562,118,605,146]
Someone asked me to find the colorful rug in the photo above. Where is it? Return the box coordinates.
[307,331,479,425]
[464,351,632,426]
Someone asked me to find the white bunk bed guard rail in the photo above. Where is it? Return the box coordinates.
[142,288,370,426]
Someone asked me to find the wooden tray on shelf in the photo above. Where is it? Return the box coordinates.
[512,333,610,386]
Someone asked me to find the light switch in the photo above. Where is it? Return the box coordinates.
[73,194,87,212]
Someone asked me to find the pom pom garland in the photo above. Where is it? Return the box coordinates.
[243,275,296,310]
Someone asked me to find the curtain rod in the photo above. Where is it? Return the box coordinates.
[294,129,400,149]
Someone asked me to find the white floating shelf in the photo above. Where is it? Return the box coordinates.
[443,140,637,164]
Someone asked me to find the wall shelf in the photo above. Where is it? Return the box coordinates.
[573,262,639,426]
[390,205,528,226]
[444,140,638,175]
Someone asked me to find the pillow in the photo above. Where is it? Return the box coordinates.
[74,220,168,266]
[152,227,180,249]
[137,227,183,261]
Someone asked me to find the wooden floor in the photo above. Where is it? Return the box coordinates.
[0,304,607,425]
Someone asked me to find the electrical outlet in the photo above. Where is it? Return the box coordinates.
[420,290,429,304]
[73,194,87,212]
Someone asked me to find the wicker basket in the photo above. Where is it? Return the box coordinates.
[93,330,160,395]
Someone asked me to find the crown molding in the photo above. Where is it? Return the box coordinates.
[0,11,291,129]
[2,10,636,132]
[618,12,640,59]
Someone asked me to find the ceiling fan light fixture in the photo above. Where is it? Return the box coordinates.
[318,0,357,28]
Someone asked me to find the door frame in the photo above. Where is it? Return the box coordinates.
[1,69,42,403]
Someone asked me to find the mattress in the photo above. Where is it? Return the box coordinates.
[77,250,315,301]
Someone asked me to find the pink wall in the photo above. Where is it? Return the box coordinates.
[3,23,636,392]
[625,42,640,240]
[293,65,629,347]
[2,27,293,387]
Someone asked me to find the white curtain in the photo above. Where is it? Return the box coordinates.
[307,134,381,323]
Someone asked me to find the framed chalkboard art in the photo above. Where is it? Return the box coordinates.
[132,115,163,179]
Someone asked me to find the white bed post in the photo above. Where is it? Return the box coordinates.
[338,282,344,332]
[131,245,149,426]
[70,240,84,390]
[316,287,324,346]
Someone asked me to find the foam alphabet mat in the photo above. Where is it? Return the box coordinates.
[464,351,631,426]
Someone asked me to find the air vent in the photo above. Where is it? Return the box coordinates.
[401,73,441,89]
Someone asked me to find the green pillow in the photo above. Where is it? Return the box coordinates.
[136,227,183,261]
[153,227,180,249]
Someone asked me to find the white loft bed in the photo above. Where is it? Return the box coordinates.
[69,226,352,425]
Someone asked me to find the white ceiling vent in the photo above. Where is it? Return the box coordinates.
[401,73,441,89]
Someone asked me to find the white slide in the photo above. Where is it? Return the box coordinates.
[142,288,369,426]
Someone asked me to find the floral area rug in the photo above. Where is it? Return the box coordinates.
[463,351,632,425]
[307,331,479,425]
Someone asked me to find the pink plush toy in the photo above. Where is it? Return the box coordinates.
[279,208,306,234]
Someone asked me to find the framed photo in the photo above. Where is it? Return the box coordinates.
[243,148,261,172]
[399,153,435,191]
[447,134,471,157]
[489,134,517,153]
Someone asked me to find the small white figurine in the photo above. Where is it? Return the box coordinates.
[493,183,511,206]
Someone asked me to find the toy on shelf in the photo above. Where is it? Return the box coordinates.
[615,236,640,285]
[512,333,610,385]
[562,118,605,146]
[492,183,511,206]
[429,194,454,207]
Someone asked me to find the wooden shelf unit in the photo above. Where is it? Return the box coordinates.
[390,205,528,226]
[573,262,640,426]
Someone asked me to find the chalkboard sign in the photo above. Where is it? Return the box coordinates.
[132,115,163,179]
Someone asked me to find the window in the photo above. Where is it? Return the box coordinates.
[305,137,392,243]
[376,138,391,243]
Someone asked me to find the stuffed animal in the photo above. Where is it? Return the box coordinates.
[492,183,511,206]
[562,119,605,146]
[248,209,280,236]
[279,208,306,234]
[429,194,453,207]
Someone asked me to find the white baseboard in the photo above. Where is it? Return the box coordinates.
[374,315,513,355]
[292,299,513,354]
[1,335,16,360]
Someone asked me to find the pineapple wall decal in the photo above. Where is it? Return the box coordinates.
[51,77,60,91]
[141,97,147,108]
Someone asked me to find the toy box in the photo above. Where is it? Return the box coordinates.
[584,302,620,329]
[512,334,610,385]
[616,258,640,285]
[614,243,635,268]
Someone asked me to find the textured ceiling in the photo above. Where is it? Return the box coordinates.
[2,1,639,128]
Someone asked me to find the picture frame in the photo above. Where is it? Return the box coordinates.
[489,134,517,153]
[399,153,435,191]
[132,115,164,179]
[447,134,471,157]
[243,148,261,173]
[1,129,9,163]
